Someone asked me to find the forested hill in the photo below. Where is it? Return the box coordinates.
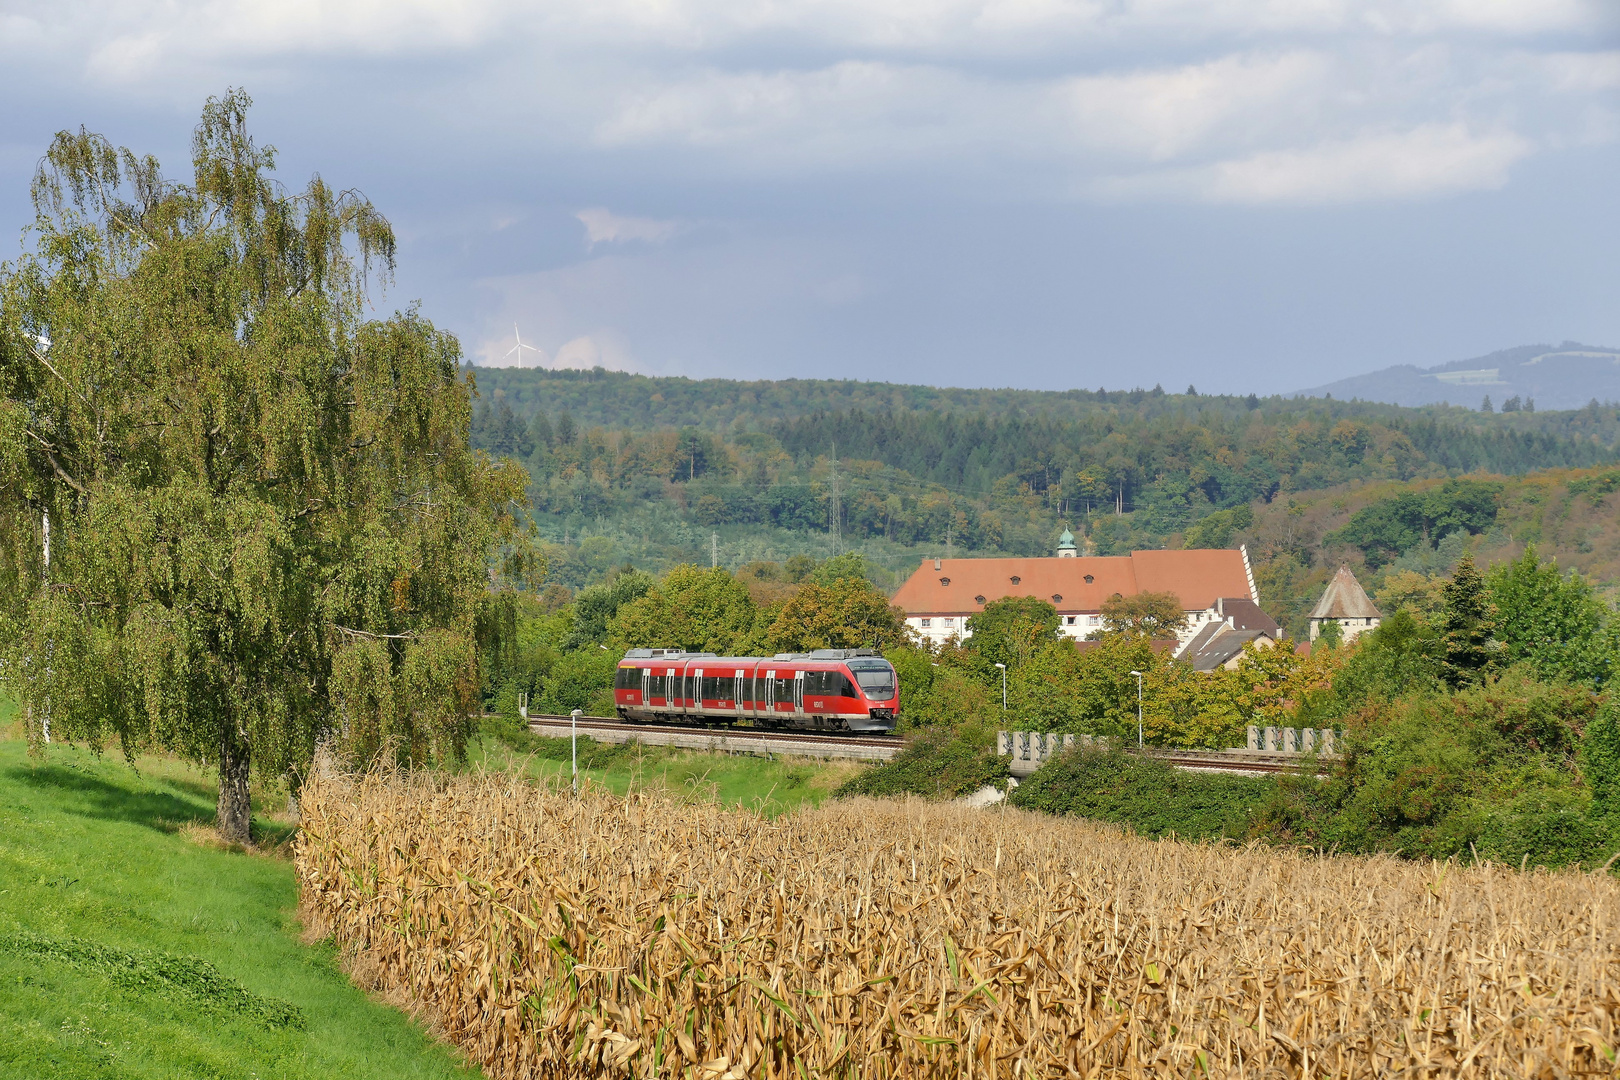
[468,365,1620,445]
[467,364,1620,612]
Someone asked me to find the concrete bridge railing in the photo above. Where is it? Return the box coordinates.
[997,726,1343,777]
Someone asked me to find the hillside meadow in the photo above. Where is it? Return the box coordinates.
[0,735,481,1079]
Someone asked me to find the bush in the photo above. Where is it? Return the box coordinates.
[1582,698,1620,813]
[1007,747,1273,842]
[835,723,1007,800]
[536,650,619,715]
[1255,673,1609,865]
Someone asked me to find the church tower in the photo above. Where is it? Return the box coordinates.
[1056,528,1078,558]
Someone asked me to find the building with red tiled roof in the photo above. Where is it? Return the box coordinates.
[893,539,1260,648]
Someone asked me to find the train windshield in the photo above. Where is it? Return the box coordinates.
[846,660,895,697]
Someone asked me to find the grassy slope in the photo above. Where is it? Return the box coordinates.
[0,737,479,1080]
[465,731,863,816]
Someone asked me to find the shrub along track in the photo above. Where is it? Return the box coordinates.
[298,770,1620,1079]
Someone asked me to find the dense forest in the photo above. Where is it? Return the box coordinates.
[467,367,1620,630]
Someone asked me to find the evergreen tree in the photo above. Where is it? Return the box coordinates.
[1438,553,1499,686]
[0,93,534,842]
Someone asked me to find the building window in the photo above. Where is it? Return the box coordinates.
[939,577,951,586]
[974,595,986,604]
[921,618,932,628]
[943,618,954,627]
[1083,574,1094,584]
[1051,594,1062,602]
[1010,575,1021,585]
[1065,616,1076,626]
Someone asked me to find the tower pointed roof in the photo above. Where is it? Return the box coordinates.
[1310,566,1382,620]
[1056,528,1076,551]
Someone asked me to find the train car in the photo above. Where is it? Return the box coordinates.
[612,648,898,734]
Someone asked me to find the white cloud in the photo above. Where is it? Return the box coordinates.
[1191,124,1534,203]
[575,208,683,247]
[8,0,1617,205]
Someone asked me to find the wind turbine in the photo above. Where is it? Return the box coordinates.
[504,324,543,369]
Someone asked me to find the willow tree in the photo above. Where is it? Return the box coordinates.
[0,92,534,842]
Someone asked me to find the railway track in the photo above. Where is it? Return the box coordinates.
[525,715,1320,776]
[524,713,901,762]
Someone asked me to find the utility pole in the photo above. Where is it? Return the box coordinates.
[571,708,581,795]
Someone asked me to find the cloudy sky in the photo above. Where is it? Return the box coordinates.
[2,0,1616,394]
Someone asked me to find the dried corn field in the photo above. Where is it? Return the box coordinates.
[296,771,1620,1078]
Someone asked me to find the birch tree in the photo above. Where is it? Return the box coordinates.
[0,91,534,842]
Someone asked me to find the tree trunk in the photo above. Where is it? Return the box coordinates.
[217,724,253,845]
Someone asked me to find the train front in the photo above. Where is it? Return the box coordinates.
[843,657,899,733]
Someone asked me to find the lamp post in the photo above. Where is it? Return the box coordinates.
[1128,670,1143,748]
[571,708,582,795]
[994,662,1007,711]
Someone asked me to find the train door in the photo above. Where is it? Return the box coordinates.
[793,670,805,719]
[733,669,746,722]
[640,668,652,716]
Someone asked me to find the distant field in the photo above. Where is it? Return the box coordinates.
[0,738,480,1079]
[302,769,1620,1079]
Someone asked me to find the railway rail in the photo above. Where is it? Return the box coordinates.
[524,714,901,762]
[525,715,1317,776]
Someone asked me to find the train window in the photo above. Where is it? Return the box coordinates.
[701,676,730,699]
[772,673,793,703]
[847,659,895,698]
[803,671,822,695]
[614,666,639,690]
[648,673,667,698]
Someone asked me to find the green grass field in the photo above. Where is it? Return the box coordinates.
[0,737,481,1079]
[465,723,866,816]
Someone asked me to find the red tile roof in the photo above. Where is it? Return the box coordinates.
[891,549,1255,615]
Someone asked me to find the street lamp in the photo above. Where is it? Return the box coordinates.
[571,708,582,795]
[1128,671,1143,748]
[994,662,1007,711]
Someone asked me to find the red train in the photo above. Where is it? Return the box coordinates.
[613,648,898,734]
